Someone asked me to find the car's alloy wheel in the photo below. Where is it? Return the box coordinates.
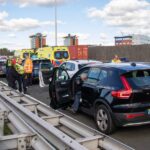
[95,105,115,134]
[97,109,108,131]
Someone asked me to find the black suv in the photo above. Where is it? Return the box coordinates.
[49,63,150,134]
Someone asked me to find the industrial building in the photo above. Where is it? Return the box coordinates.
[64,34,78,46]
[30,33,47,49]
[115,34,150,46]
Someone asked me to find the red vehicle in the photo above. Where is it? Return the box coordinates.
[68,45,88,60]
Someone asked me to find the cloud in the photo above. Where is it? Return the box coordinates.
[0,40,24,50]
[12,0,68,7]
[0,0,6,5]
[87,0,150,35]
[8,33,16,38]
[0,11,8,20]
[0,11,65,32]
[100,33,108,40]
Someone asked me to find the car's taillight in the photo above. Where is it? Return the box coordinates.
[111,76,132,99]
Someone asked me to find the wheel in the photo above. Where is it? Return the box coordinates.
[95,105,115,134]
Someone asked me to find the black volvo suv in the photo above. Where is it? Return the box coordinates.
[49,63,150,134]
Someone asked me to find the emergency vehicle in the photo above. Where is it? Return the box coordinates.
[14,49,34,59]
[37,46,70,66]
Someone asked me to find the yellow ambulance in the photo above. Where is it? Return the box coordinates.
[14,49,34,59]
[37,46,70,66]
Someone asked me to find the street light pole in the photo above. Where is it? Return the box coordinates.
[55,0,58,46]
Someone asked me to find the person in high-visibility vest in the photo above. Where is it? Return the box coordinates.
[15,58,27,94]
[6,57,12,85]
[112,55,121,63]
[24,55,33,86]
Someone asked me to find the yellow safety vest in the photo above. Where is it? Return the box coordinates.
[24,58,33,73]
[15,63,24,75]
[112,59,121,63]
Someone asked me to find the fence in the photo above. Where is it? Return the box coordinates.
[88,45,150,62]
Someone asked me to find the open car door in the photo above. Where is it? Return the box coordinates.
[49,67,71,109]
[39,62,53,87]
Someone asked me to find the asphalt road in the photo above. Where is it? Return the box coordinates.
[1,77,150,150]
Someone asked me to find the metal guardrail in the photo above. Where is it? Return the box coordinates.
[0,81,134,150]
[0,97,55,150]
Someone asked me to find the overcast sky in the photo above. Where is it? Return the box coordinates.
[0,0,150,50]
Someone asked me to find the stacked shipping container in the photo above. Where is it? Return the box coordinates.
[68,45,88,60]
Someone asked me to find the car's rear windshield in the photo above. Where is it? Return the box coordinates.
[124,69,150,89]
[54,51,69,59]
[33,60,52,68]
[41,63,53,70]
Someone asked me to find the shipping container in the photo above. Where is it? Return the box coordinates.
[68,45,88,60]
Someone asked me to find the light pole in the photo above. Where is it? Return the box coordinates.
[55,0,58,46]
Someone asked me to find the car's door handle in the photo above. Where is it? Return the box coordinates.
[60,82,67,85]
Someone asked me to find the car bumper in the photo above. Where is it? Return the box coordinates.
[113,111,150,127]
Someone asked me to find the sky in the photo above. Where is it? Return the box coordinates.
[0,0,150,50]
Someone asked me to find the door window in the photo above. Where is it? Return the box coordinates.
[55,68,69,81]
[86,68,101,84]
[99,70,108,85]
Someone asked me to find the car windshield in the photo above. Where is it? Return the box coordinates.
[124,70,150,89]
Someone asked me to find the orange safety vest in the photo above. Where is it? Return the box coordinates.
[24,58,33,73]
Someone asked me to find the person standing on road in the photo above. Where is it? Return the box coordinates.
[24,55,33,86]
[71,73,87,113]
[112,55,121,63]
[6,56,12,85]
[8,58,18,90]
[15,58,27,94]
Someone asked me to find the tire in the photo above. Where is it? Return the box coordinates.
[95,105,116,134]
